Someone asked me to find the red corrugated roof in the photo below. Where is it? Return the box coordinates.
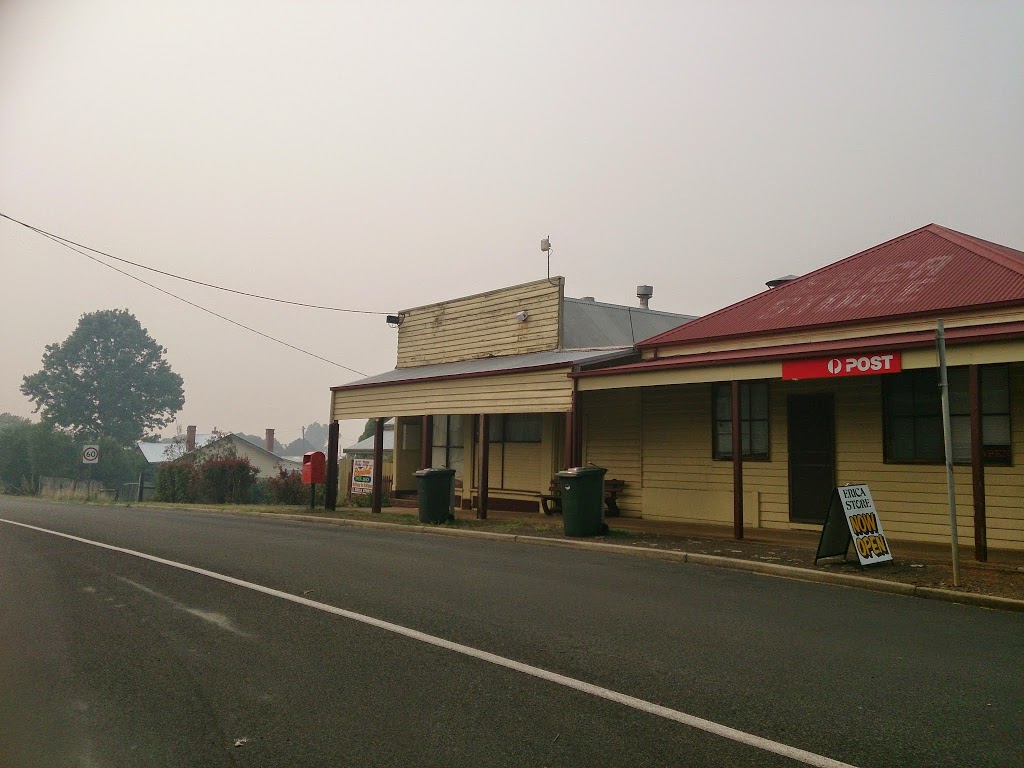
[639,225,1024,348]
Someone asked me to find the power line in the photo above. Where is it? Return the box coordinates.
[19,224,367,376]
[0,211,387,315]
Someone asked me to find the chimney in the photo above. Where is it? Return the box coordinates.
[636,285,653,309]
[766,274,799,289]
[186,425,197,452]
[264,428,275,453]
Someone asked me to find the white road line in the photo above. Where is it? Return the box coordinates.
[1,517,858,768]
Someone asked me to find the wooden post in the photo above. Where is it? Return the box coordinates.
[478,414,490,520]
[421,415,433,469]
[371,417,384,514]
[325,420,340,511]
[969,365,988,562]
[732,380,744,540]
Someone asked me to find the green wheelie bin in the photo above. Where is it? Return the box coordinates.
[414,467,456,524]
[556,466,608,537]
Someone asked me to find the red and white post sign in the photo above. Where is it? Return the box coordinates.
[781,352,901,381]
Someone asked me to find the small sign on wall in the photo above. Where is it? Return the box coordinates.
[351,458,373,495]
[815,483,893,566]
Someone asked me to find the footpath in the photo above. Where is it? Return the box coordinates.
[214,502,1024,612]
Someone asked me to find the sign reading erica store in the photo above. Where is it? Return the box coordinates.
[782,353,901,381]
[815,484,893,566]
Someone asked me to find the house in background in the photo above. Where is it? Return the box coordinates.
[137,426,301,480]
[329,277,695,515]
[573,224,1024,555]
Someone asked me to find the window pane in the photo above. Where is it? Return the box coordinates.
[448,416,464,448]
[714,384,731,420]
[749,382,768,419]
[749,421,769,456]
[914,416,943,460]
[951,414,971,463]
[432,416,448,447]
[913,371,941,415]
[448,447,464,478]
[889,416,915,460]
[982,366,1010,413]
[886,375,914,416]
[489,415,504,443]
[505,413,541,442]
[948,368,969,416]
[982,414,1011,446]
[431,446,447,468]
[715,422,732,458]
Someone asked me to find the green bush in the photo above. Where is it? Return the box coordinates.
[267,468,305,504]
[155,453,260,504]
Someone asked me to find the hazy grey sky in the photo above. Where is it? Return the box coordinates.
[2,0,1022,447]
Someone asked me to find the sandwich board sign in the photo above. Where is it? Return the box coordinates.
[815,483,893,566]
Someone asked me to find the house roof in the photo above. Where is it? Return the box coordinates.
[562,297,695,347]
[136,433,217,463]
[639,224,1024,348]
[332,348,636,391]
[137,432,299,467]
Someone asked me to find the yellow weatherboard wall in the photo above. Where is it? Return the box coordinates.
[331,368,575,420]
[396,278,564,368]
[580,368,1024,550]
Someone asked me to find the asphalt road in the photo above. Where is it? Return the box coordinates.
[1,498,1021,768]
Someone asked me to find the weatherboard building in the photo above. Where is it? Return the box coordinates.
[328,225,1024,556]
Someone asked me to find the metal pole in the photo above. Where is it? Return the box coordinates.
[936,320,961,586]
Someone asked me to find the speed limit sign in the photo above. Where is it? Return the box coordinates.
[82,445,100,464]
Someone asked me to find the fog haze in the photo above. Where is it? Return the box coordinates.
[2,0,1022,446]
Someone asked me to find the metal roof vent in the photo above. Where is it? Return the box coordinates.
[636,285,653,309]
[579,296,596,302]
[766,274,799,289]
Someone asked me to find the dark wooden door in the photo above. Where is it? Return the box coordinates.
[787,394,836,523]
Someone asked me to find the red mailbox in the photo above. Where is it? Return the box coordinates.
[302,451,326,484]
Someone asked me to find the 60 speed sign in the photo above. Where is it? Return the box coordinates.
[81,445,100,464]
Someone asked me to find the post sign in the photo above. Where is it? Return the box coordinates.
[815,484,893,566]
[782,353,901,381]
[81,445,100,464]
[351,458,373,495]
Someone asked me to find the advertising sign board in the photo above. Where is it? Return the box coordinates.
[351,458,373,495]
[815,484,893,566]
